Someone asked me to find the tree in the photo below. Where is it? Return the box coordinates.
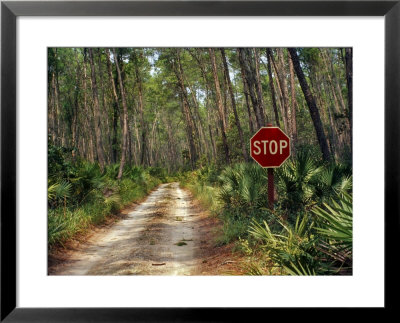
[132,49,148,166]
[265,49,281,128]
[238,48,265,129]
[220,48,248,162]
[172,49,198,169]
[49,47,352,171]
[345,48,353,152]
[105,49,120,164]
[209,48,230,164]
[88,48,106,171]
[112,48,130,179]
[288,48,331,161]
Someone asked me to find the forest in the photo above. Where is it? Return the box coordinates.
[48,47,353,275]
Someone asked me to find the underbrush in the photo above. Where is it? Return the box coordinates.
[48,180,159,247]
[178,165,221,213]
[178,151,353,275]
[48,144,163,248]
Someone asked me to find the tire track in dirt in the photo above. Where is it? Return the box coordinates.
[52,183,200,275]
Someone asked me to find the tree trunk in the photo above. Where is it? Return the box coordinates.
[239,57,255,134]
[71,49,81,159]
[185,76,207,158]
[50,72,58,144]
[345,48,353,152]
[253,48,268,123]
[209,48,230,164]
[275,49,294,149]
[96,49,111,163]
[267,49,288,132]
[192,48,218,162]
[173,49,198,169]
[88,48,106,171]
[288,49,298,153]
[82,51,95,162]
[265,50,281,128]
[132,50,148,166]
[288,48,331,161]
[238,48,265,129]
[221,48,248,162]
[105,49,120,164]
[112,48,129,179]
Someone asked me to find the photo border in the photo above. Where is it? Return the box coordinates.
[1,1,399,321]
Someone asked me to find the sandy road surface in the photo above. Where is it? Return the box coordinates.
[53,183,202,275]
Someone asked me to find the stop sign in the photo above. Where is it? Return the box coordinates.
[250,127,291,168]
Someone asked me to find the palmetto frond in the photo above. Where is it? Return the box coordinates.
[48,180,72,201]
[218,163,268,209]
[248,214,325,275]
[313,192,352,253]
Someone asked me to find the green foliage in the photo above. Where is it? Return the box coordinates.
[179,156,352,275]
[276,150,352,212]
[147,166,168,182]
[249,215,326,275]
[314,163,352,203]
[248,193,352,275]
[48,180,72,208]
[68,162,105,204]
[195,165,221,185]
[313,192,352,270]
[215,212,252,245]
[47,47,353,276]
[275,150,323,211]
[218,163,268,211]
[48,145,163,248]
[48,143,75,179]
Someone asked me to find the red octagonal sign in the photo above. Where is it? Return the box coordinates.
[250,127,291,168]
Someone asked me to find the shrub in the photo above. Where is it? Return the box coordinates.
[248,192,353,275]
[218,163,269,211]
[48,149,162,247]
[276,151,352,213]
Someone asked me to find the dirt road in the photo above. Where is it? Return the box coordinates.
[51,183,213,275]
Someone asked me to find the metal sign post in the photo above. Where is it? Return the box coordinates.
[268,168,274,210]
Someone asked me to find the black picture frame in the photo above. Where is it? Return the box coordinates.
[1,0,398,321]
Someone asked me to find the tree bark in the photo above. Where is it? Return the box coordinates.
[267,49,288,132]
[238,48,265,129]
[173,49,198,169]
[288,48,331,161]
[82,50,95,162]
[88,48,106,171]
[105,49,120,164]
[192,48,218,162]
[71,49,81,159]
[265,50,281,128]
[345,48,353,152]
[209,48,230,164]
[275,49,294,148]
[112,48,129,179]
[253,48,268,123]
[287,49,298,153]
[132,50,147,166]
[221,48,248,162]
[239,57,255,134]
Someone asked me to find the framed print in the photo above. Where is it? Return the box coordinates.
[1,0,399,321]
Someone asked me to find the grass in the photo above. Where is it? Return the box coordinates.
[184,182,221,213]
[214,216,250,246]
